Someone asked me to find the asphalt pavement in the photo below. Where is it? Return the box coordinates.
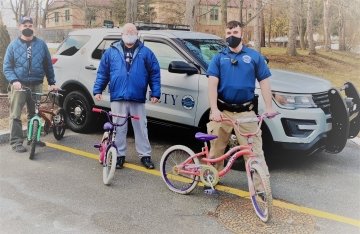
[0,128,359,234]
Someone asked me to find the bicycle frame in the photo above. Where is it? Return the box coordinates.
[26,93,45,142]
[27,115,43,142]
[93,107,139,163]
[25,89,64,140]
[175,113,278,179]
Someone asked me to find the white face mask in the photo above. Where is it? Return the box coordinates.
[122,34,138,45]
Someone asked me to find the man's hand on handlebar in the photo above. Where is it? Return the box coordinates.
[12,81,22,90]
[264,107,279,119]
[95,94,102,101]
[49,85,58,91]
[209,108,223,122]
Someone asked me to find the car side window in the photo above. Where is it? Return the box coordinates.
[144,41,186,69]
[57,35,90,56]
[92,39,117,60]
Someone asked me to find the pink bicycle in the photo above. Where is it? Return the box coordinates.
[93,108,139,185]
[160,112,279,222]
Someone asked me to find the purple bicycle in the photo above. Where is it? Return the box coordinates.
[93,107,139,185]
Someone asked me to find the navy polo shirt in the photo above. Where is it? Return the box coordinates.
[207,46,271,104]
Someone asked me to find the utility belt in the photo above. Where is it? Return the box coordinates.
[217,95,258,114]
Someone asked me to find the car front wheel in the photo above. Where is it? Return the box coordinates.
[63,90,93,132]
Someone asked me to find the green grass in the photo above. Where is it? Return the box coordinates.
[262,47,360,90]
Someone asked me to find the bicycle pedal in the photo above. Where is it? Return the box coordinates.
[204,189,218,195]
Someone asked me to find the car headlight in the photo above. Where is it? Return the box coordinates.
[273,92,317,109]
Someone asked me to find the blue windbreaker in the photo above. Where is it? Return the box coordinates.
[3,37,55,85]
[93,40,161,103]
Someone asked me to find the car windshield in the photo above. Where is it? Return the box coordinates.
[181,39,226,68]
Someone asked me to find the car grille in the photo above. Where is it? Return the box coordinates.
[312,92,331,115]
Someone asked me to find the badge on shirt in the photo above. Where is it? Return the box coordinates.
[242,55,251,64]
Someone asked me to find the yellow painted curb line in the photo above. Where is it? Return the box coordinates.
[46,142,360,228]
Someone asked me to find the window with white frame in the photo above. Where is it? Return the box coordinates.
[55,12,59,23]
[210,8,219,21]
[65,9,70,21]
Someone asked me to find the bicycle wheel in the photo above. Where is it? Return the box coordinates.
[52,108,66,140]
[160,145,200,194]
[248,162,272,222]
[103,146,117,185]
[29,120,39,160]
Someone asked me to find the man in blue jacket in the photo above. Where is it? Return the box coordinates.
[93,23,161,169]
[3,16,57,153]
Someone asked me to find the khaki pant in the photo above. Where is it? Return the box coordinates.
[206,110,269,175]
[8,84,43,146]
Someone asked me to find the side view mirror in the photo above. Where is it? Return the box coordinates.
[168,61,198,75]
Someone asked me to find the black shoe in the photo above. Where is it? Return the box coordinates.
[27,140,46,147]
[12,144,27,153]
[140,157,154,169]
[36,141,46,147]
[116,156,125,169]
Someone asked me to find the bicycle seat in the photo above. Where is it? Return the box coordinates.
[195,132,218,142]
[103,122,113,131]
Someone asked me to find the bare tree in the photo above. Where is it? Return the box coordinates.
[323,0,331,51]
[126,0,138,23]
[221,0,227,26]
[10,0,24,23]
[0,11,11,93]
[41,0,53,28]
[266,2,273,47]
[238,0,244,23]
[298,0,306,50]
[138,0,157,23]
[306,0,316,54]
[336,0,346,51]
[185,0,199,30]
[286,0,298,56]
[112,0,126,25]
[254,0,262,51]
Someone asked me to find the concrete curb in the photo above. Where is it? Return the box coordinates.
[0,129,27,144]
[350,137,360,145]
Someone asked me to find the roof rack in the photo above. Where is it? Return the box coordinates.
[134,22,190,31]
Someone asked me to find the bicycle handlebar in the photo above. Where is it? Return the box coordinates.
[18,86,65,103]
[92,107,140,121]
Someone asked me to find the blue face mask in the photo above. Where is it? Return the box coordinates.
[226,36,242,48]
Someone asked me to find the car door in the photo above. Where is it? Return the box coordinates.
[143,38,200,126]
[83,38,117,108]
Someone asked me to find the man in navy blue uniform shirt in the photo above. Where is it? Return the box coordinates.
[207,20,276,176]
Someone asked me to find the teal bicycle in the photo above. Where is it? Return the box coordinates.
[21,86,66,159]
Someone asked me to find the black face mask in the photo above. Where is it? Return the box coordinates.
[226,36,242,48]
[22,28,34,37]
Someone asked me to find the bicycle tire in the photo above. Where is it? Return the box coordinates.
[52,108,66,140]
[29,120,39,160]
[248,162,272,222]
[103,146,117,185]
[160,145,200,194]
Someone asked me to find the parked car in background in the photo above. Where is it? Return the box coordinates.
[52,24,360,156]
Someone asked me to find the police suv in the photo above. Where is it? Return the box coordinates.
[52,24,360,155]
